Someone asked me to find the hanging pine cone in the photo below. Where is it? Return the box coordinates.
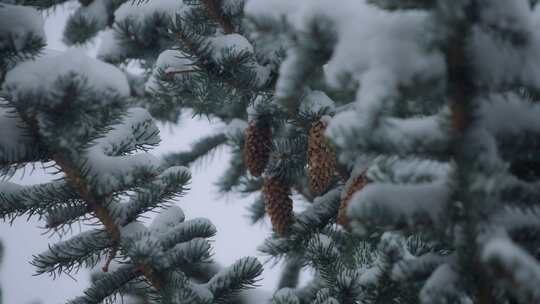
[263,176,294,236]
[308,118,337,195]
[337,171,370,228]
[244,120,272,177]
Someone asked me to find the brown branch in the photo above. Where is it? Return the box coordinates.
[15,111,167,291]
[102,246,118,273]
[52,155,165,290]
[445,3,494,304]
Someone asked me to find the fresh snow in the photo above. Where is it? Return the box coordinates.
[247,0,444,101]
[69,0,111,34]
[0,4,45,51]
[471,1,540,89]
[98,0,187,61]
[480,93,540,136]
[4,49,130,101]
[206,33,270,85]
[482,237,540,301]
[224,118,248,139]
[299,90,335,114]
[96,29,124,62]
[207,34,254,61]
[85,108,161,195]
[348,181,450,230]
[146,49,194,93]
[93,107,160,156]
[114,0,184,25]
[419,264,461,303]
[150,206,186,233]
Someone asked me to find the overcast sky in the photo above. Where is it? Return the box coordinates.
[0,3,298,303]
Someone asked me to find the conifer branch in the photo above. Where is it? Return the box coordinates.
[14,111,167,291]
[200,0,235,34]
[52,154,166,290]
[173,28,258,93]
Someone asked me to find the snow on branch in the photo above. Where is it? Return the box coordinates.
[482,237,540,303]
[348,180,450,232]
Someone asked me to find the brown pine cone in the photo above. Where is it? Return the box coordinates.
[337,171,370,228]
[308,118,337,195]
[244,121,272,177]
[262,176,294,236]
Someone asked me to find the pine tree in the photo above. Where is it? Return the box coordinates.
[0,2,261,303]
[4,0,540,303]
[259,0,540,303]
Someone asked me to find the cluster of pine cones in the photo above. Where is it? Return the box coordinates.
[243,117,368,236]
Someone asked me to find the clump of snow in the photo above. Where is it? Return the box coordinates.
[246,95,270,121]
[0,4,45,51]
[4,49,130,104]
[145,49,194,93]
[96,29,125,62]
[121,221,167,264]
[391,252,445,282]
[248,0,444,94]
[160,218,216,249]
[368,156,450,184]
[378,232,408,260]
[294,188,340,231]
[95,107,160,155]
[120,221,148,240]
[207,33,270,86]
[419,264,461,303]
[299,90,335,114]
[320,3,444,91]
[151,205,186,233]
[348,181,450,231]
[207,34,254,61]
[470,1,540,89]
[224,118,248,139]
[479,93,540,136]
[482,237,540,301]
[114,0,184,24]
[70,0,111,34]
[155,50,194,73]
[470,26,540,89]
[252,64,271,87]
[327,109,449,157]
[85,108,161,195]
[98,0,187,62]
[359,263,382,286]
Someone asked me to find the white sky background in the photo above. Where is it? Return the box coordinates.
[0,3,298,303]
